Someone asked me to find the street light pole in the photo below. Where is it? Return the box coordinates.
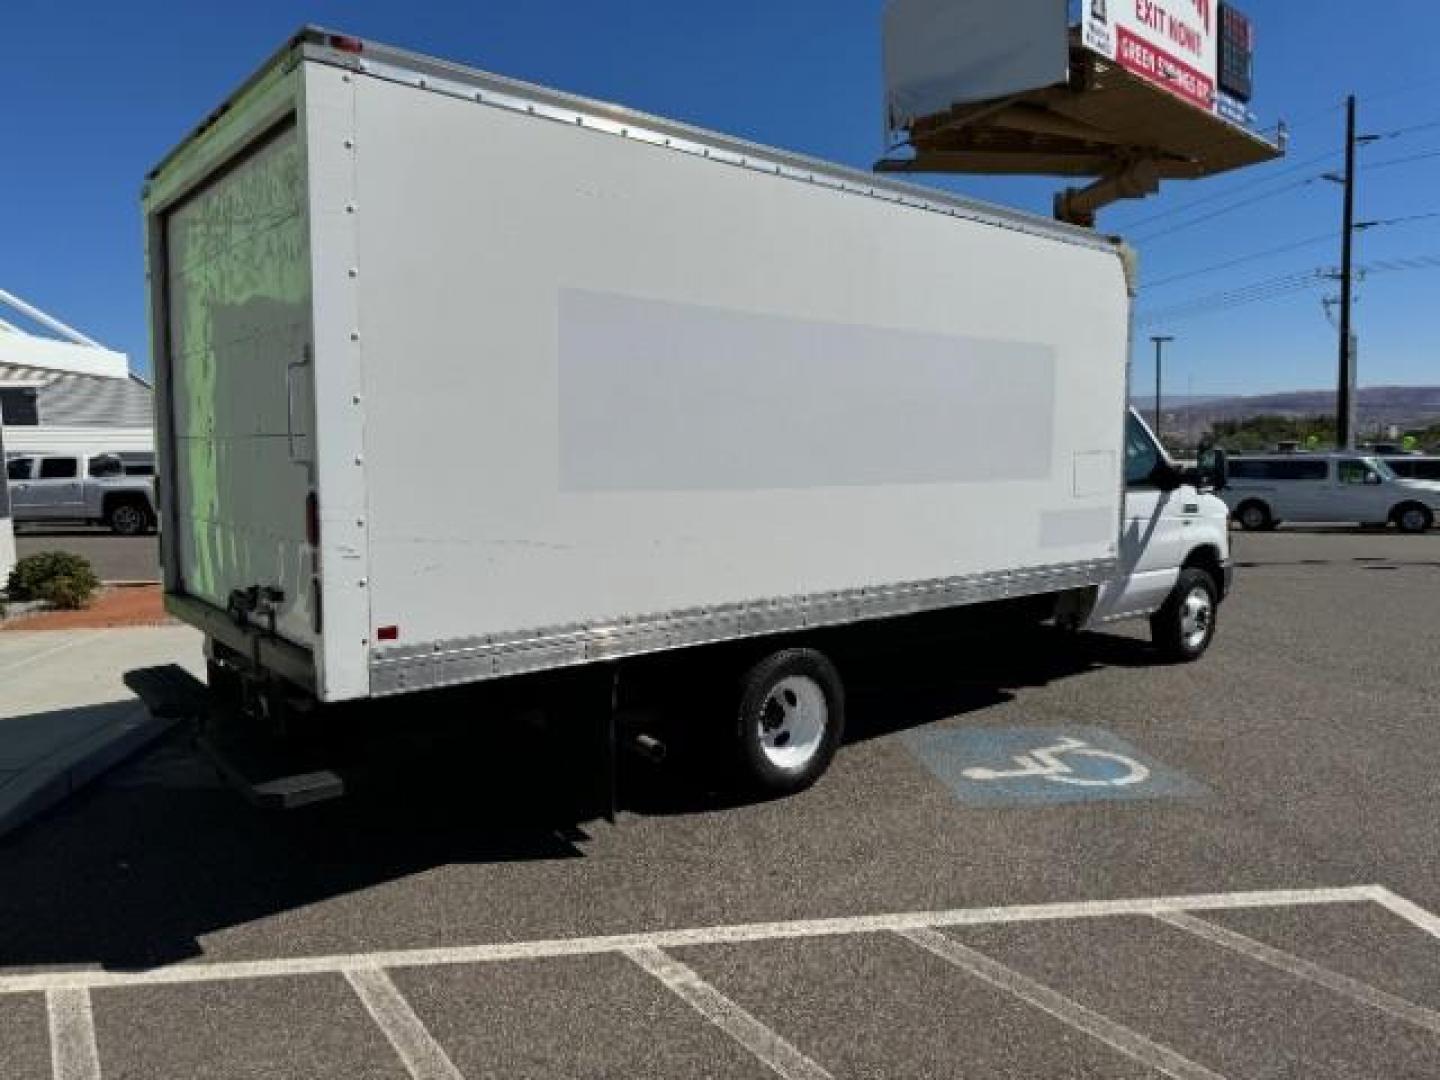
[1151,335,1174,438]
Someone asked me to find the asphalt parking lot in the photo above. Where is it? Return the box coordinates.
[1,527,1438,1078]
[14,528,159,583]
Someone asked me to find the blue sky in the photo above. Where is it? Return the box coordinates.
[2,0,1437,397]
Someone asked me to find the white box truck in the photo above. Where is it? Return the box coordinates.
[143,29,1233,795]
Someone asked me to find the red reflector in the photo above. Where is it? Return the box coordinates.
[377,625,399,642]
[305,491,320,547]
[328,33,364,53]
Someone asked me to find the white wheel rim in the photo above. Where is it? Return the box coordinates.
[1179,586,1213,650]
[757,676,828,772]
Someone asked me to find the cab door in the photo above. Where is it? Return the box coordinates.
[1097,413,1189,619]
[24,457,85,519]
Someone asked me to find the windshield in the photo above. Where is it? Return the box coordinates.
[1369,458,1397,481]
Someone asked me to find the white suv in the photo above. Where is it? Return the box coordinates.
[1223,453,1440,533]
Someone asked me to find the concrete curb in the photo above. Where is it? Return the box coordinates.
[0,702,177,843]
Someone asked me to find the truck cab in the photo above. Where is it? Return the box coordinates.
[1087,410,1232,659]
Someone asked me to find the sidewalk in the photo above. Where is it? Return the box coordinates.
[0,625,202,841]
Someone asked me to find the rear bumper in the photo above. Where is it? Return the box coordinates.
[165,592,317,693]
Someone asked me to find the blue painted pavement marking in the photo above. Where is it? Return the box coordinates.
[903,725,1209,806]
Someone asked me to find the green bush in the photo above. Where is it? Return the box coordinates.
[36,575,97,611]
[6,551,101,604]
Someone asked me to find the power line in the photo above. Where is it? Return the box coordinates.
[1138,270,1325,326]
[1360,253,1440,274]
[1363,209,1440,228]
[1359,147,1440,174]
[1138,251,1440,327]
[1122,148,1341,231]
[1143,210,1440,292]
[1143,232,1336,290]
[1132,175,1328,243]
[1373,116,1440,141]
[1133,149,1440,245]
[1356,74,1440,108]
[1122,114,1440,240]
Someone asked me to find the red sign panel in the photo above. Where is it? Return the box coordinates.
[1115,26,1215,111]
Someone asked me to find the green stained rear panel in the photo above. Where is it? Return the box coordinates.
[164,121,317,645]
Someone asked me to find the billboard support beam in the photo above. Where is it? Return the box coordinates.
[1055,158,1162,227]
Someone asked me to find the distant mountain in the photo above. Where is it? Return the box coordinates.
[1130,393,1225,409]
[1153,386,1440,429]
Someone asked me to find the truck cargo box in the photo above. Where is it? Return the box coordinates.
[145,29,1131,706]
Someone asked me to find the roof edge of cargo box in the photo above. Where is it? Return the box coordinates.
[146,26,1122,256]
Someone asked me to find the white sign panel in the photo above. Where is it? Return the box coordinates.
[1082,0,1218,113]
[884,0,1070,129]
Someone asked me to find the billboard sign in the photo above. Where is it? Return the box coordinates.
[884,0,1070,131]
[1082,0,1218,113]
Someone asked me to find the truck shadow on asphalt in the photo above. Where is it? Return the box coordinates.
[0,625,1151,974]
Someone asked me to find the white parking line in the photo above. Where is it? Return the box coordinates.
[1155,911,1440,1035]
[45,987,101,1080]
[1370,886,1440,944]
[625,945,833,1080]
[0,886,1385,996]
[895,927,1227,1080]
[343,967,464,1080]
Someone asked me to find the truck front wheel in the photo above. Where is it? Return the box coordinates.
[1392,502,1433,534]
[1150,569,1218,663]
[734,648,844,795]
[1234,501,1272,532]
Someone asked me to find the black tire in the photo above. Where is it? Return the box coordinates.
[1391,502,1434,534]
[106,499,152,536]
[1234,501,1273,532]
[733,648,844,795]
[1150,568,1219,663]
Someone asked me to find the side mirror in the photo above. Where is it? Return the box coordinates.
[1188,448,1228,492]
[1146,459,1182,491]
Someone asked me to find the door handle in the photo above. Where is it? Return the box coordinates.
[286,345,313,463]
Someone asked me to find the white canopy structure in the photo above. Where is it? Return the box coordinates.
[0,289,153,581]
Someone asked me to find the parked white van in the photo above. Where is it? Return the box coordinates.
[1223,454,1440,533]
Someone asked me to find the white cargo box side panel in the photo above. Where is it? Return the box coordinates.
[347,73,1127,693]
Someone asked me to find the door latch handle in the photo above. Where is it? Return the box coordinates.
[286,344,313,463]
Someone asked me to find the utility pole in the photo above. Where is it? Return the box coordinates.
[1151,335,1174,438]
[1336,94,1358,450]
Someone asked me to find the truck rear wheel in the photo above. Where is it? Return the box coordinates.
[734,648,844,795]
[106,500,152,536]
[1149,569,1218,663]
[1392,502,1433,534]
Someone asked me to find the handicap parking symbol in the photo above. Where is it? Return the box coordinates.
[903,726,1208,806]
